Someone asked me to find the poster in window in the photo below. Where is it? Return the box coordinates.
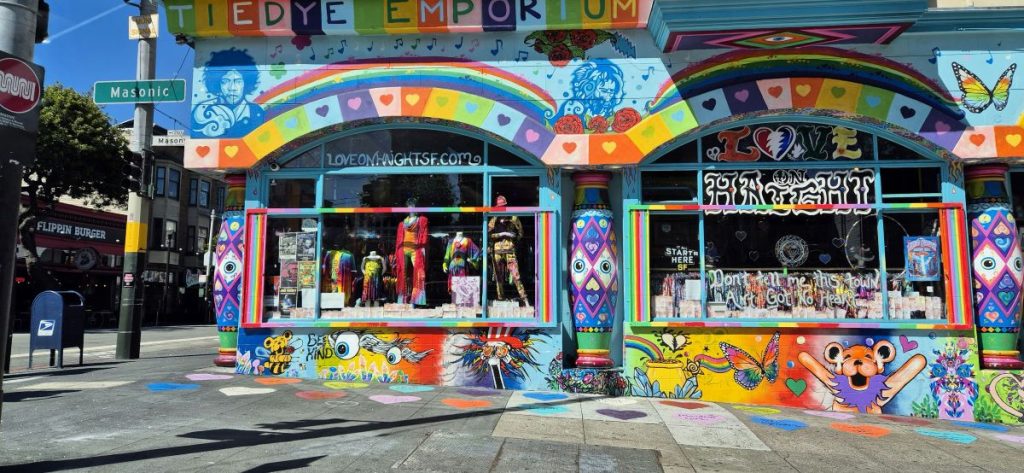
[905,236,940,282]
[452,276,480,307]
[279,233,297,257]
[280,259,299,289]
[296,232,316,261]
[298,261,317,288]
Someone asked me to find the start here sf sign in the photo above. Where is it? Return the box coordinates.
[163,0,652,37]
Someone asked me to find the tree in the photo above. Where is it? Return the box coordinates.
[19,84,130,288]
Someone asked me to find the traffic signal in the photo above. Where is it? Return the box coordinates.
[127,150,153,197]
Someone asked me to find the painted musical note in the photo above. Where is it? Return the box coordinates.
[410,39,421,50]
[270,44,283,59]
[468,39,480,52]
[367,41,374,52]
[641,66,655,81]
[546,69,556,79]
[339,40,347,55]
[929,47,942,65]
[490,39,503,56]
[515,50,529,62]
[987,50,995,64]
[426,38,437,51]
[394,38,404,50]
[325,47,335,59]
[308,46,316,61]
[454,36,464,50]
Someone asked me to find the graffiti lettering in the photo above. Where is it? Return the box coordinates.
[706,124,870,162]
[706,269,881,316]
[703,169,874,215]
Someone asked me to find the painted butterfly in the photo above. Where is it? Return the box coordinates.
[719,332,780,390]
[952,62,1016,114]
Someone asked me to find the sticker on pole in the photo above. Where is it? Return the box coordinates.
[123,272,135,288]
[0,57,42,114]
[37,320,55,336]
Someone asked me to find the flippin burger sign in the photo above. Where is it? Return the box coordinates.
[0,51,43,133]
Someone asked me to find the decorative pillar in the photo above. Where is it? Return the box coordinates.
[967,164,1024,369]
[212,175,246,367]
[570,172,618,368]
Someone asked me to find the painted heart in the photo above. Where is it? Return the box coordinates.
[435,96,449,107]
[898,335,919,353]
[1008,134,1023,148]
[219,387,276,396]
[497,114,511,126]
[832,237,846,248]
[562,142,577,154]
[596,408,647,421]
[525,129,540,143]
[785,378,807,397]
[315,105,330,117]
[524,405,570,415]
[752,125,797,161]
[795,84,812,97]
[915,428,976,444]
[585,279,600,291]
[295,390,347,400]
[284,117,298,129]
[458,388,499,397]
[671,110,685,122]
[523,392,568,402]
[465,101,479,113]
[970,134,986,146]
[147,382,199,392]
[442,398,491,409]
[900,106,916,119]
[748,251,760,262]
[934,121,952,134]
[641,126,656,138]
[405,93,420,106]
[598,398,638,406]
[258,132,273,142]
[701,98,717,111]
[379,94,394,106]
[733,89,750,102]
[602,141,617,154]
[767,86,783,98]
[734,230,747,241]
[369,394,421,404]
[585,242,599,254]
[751,416,807,431]
[998,290,1015,305]
[673,413,724,426]
[818,253,832,265]
[995,434,1024,445]
[389,384,435,393]
[984,310,1000,322]
[950,421,1009,432]
[323,381,368,389]
[660,400,707,409]
[865,95,881,108]
[255,377,302,385]
[831,422,890,438]
[802,410,855,420]
[196,146,210,157]
[585,294,600,305]
[185,373,233,381]
[347,97,362,110]
[734,405,781,415]
[223,146,239,158]
[830,87,846,98]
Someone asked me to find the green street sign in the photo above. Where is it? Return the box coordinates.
[93,79,186,104]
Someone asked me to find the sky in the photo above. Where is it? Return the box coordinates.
[34,0,193,131]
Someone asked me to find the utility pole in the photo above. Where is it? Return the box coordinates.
[0,0,43,423]
[116,0,156,359]
[204,208,216,324]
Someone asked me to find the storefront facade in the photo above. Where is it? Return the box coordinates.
[170,1,1024,422]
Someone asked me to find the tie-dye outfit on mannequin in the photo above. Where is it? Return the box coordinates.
[322,250,354,305]
[444,236,482,291]
[361,255,385,303]
[488,215,529,304]
[394,215,428,305]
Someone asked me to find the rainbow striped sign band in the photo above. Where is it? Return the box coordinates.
[164,0,653,37]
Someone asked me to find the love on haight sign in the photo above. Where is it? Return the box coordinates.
[164,0,653,37]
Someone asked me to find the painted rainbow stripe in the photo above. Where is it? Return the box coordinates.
[537,211,555,324]
[692,354,731,373]
[624,335,664,360]
[243,212,266,326]
[626,204,974,331]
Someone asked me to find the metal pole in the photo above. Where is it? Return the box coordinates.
[0,0,39,425]
[204,208,216,324]
[116,0,156,359]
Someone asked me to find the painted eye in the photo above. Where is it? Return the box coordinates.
[333,332,360,360]
[573,260,586,272]
[599,260,612,273]
[981,257,998,270]
[386,347,402,365]
[1014,257,1023,271]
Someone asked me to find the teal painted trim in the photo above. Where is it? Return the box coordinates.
[909,7,1024,32]
[313,216,323,317]
[651,0,926,34]
[257,319,560,329]
[875,167,890,321]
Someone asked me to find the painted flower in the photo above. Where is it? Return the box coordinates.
[587,115,610,133]
[612,107,642,132]
[570,30,598,50]
[545,30,568,43]
[548,44,573,67]
[554,114,585,134]
[582,373,595,384]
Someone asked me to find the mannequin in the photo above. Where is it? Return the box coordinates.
[488,195,529,305]
[322,249,354,305]
[394,199,429,305]
[361,250,386,306]
[443,231,482,303]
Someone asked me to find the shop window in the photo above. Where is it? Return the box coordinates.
[262,218,317,321]
[701,124,873,162]
[882,211,946,320]
[281,146,322,168]
[154,167,166,197]
[649,214,701,319]
[322,174,483,208]
[324,129,484,169]
[881,167,941,202]
[199,180,211,208]
[188,178,198,206]
[491,176,539,207]
[878,137,922,161]
[648,140,697,164]
[269,179,316,208]
[642,171,698,203]
[1010,172,1024,222]
[488,145,533,166]
[485,213,536,318]
[168,169,181,200]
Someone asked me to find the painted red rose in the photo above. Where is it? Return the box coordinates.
[545,30,568,43]
[587,116,610,134]
[533,42,545,53]
[570,30,598,50]
[612,108,642,133]
[548,43,573,67]
[554,115,584,134]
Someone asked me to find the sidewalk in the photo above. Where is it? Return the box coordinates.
[1,332,1023,472]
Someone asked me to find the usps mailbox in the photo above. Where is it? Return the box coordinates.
[29,291,85,368]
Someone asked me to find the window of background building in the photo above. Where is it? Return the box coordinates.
[150,217,163,248]
[198,227,209,254]
[216,186,226,211]
[168,169,181,200]
[186,226,196,253]
[164,220,178,249]
[155,167,166,197]
[199,180,211,208]
[188,178,198,206]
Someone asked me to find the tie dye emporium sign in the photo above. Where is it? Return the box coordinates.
[164,0,653,37]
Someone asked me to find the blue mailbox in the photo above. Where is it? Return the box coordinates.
[29,291,85,368]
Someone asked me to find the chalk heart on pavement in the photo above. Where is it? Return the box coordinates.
[596,409,647,421]
[324,381,369,390]
[254,377,301,385]
[802,410,854,420]
[597,397,638,406]
[389,385,435,393]
[185,373,233,381]
[147,382,199,392]
[220,387,276,396]
[660,400,707,409]
[369,394,421,405]
[442,398,492,409]
[295,390,347,400]
[674,413,725,426]
[734,405,781,415]
[523,392,569,402]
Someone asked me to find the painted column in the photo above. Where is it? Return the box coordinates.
[212,175,246,367]
[966,164,1024,369]
[570,172,618,368]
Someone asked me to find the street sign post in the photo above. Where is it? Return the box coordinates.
[93,79,185,104]
[128,14,159,40]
